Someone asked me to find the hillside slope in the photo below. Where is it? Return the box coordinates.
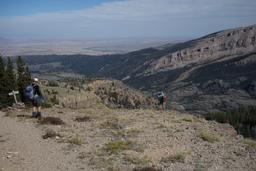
[1,105,256,171]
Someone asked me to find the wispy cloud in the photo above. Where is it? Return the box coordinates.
[0,0,255,39]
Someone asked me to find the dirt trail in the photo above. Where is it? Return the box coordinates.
[0,111,78,171]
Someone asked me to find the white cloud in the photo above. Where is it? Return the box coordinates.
[0,0,255,39]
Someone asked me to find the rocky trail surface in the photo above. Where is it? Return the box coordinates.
[0,107,256,171]
[0,111,78,171]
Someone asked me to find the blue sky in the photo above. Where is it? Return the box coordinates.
[0,0,116,16]
[0,0,255,40]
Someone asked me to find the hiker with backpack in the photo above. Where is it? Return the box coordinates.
[157,91,167,110]
[25,78,44,119]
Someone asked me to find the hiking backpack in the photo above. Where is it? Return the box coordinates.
[25,85,34,100]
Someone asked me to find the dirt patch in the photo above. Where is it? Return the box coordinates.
[39,117,65,125]
[74,116,91,122]
[133,167,163,171]
[17,114,32,119]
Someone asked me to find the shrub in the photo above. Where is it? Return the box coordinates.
[69,135,83,145]
[104,140,133,154]
[199,130,219,143]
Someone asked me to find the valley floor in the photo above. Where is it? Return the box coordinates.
[0,107,256,171]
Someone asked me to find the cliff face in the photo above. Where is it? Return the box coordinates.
[147,25,256,74]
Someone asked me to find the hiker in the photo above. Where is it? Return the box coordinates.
[157,91,167,110]
[29,78,44,118]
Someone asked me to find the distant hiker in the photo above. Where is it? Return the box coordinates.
[25,78,44,119]
[157,91,167,110]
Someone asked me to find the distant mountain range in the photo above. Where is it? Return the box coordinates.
[21,24,256,114]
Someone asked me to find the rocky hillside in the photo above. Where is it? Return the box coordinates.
[40,79,157,110]
[85,80,157,109]
[146,25,256,74]
[1,100,256,171]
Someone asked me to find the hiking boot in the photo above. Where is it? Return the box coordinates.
[36,112,42,119]
[32,112,37,118]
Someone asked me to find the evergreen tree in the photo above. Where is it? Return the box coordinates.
[4,57,17,105]
[0,56,7,108]
[16,56,31,102]
[0,56,4,83]
[5,57,16,90]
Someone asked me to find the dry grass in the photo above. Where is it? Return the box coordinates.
[69,135,83,145]
[182,117,194,122]
[243,138,256,148]
[100,118,124,130]
[160,153,186,164]
[123,155,149,166]
[199,130,220,143]
[104,139,145,155]
[104,140,134,154]
[125,128,142,137]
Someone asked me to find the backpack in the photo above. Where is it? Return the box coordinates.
[25,85,34,100]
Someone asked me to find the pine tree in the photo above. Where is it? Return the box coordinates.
[5,57,16,90]
[16,56,31,102]
[0,56,7,107]
[0,56,4,82]
[4,57,17,105]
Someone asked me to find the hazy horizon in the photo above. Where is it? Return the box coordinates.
[0,0,255,56]
[0,0,255,40]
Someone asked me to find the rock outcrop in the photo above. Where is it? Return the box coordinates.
[147,25,256,74]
